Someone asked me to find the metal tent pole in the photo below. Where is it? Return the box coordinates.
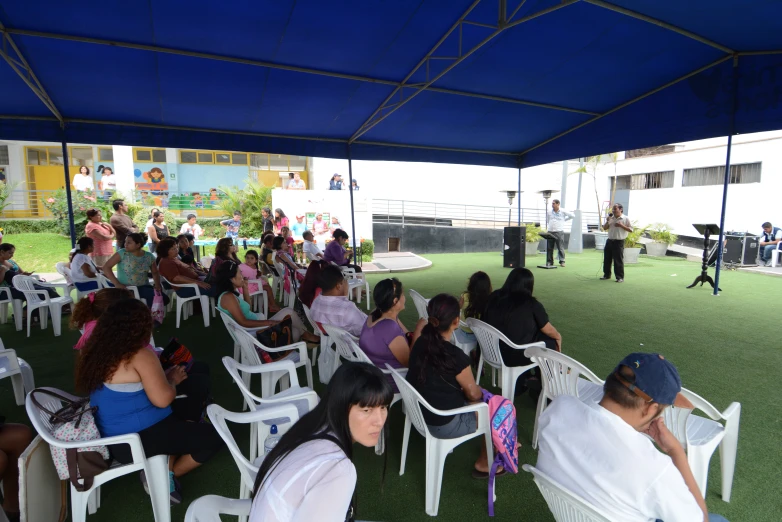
[517,167,521,225]
[347,146,358,265]
[61,140,76,247]
[713,56,739,296]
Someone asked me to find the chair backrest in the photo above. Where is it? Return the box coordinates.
[301,303,326,335]
[522,464,614,522]
[0,348,22,378]
[661,387,726,448]
[12,276,48,304]
[207,403,301,492]
[55,262,73,285]
[386,365,430,438]
[224,319,264,367]
[465,318,510,367]
[200,255,214,269]
[25,386,82,447]
[321,324,372,364]
[185,495,251,522]
[524,346,604,401]
[408,289,429,321]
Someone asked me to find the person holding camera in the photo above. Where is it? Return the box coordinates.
[601,203,632,283]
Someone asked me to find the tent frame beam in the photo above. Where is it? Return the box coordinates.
[0,22,63,123]
[1,27,594,117]
[349,0,579,143]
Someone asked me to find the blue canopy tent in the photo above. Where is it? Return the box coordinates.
[2,0,782,294]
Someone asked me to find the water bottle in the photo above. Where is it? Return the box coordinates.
[264,424,280,456]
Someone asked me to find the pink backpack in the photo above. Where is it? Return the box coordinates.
[482,388,519,516]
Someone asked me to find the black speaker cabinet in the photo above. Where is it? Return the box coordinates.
[503,226,526,268]
[722,236,759,266]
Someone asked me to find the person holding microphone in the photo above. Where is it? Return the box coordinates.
[601,203,632,283]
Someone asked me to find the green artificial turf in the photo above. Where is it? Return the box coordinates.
[0,250,779,521]
[0,233,74,273]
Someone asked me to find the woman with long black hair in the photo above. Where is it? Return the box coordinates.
[250,362,393,521]
[406,293,493,477]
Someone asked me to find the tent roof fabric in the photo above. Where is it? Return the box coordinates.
[1,0,781,169]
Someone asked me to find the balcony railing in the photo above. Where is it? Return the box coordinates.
[372,199,600,233]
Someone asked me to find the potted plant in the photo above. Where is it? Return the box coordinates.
[623,221,646,264]
[525,224,542,256]
[646,223,677,257]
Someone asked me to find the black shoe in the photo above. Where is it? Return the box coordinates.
[616,278,624,283]
[600,276,611,280]
[545,263,554,267]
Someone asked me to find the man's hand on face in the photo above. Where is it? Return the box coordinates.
[645,416,684,456]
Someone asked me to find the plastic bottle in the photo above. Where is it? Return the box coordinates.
[264,424,280,456]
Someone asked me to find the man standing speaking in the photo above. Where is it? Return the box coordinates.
[601,203,633,283]
[546,199,574,267]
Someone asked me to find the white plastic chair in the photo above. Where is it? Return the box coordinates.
[387,365,492,517]
[26,387,171,522]
[55,262,77,301]
[340,266,370,310]
[226,323,314,395]
[12,275,72,337]
[246,280,268,316]
[200,255,214,269]
[524,346,605,449]
[185,495,251,522]
[409,289,476,356]
[770,242,782,267]
[522,464,613,522]
[218,309,265,365]
[466,318,541,399]
[207,403,301,507]
[96,274,141,300]
[0,287,20,329]
[662,388,741,502]
[300,303,324,366]
[161,276,211,328]
[0,342,34,406]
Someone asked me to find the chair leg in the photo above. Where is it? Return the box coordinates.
[39,305,49,331]
[176,301,183,328]
[687,449,711,498]
[475,354,483,385]
[400,416,411,476]
[304,360,314,390]
[720,411,740,502]
[425,438,448,516]
[70,487,90,522]
[87,487,99,514]
[26,306,32,338]
[502,368,516,401]
[0,302,7,324]
[50,304,63,336]
[12,301,23,332]
[531,391,547,450]
[146,454,172,522]
[199,296,210,327]
[10,374,24,406]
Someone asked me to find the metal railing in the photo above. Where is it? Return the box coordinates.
[1,189,60,218]
[372,199,600,233]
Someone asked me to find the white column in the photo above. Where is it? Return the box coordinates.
[112,145,135,202]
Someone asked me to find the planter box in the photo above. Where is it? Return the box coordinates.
[645,242,669,257]
[594,232,608,250]
[624,247,642,264]
[525,241,541,256]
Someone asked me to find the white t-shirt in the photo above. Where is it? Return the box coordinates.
[179,223,203,240]
[100,174,116,191]
[288,179,306,190]
[536,395,703,522]
[250,439,356,522]
[72,173,94,192]
[606,215,632,240]
[302,240,323,260]
[70,253,98,283]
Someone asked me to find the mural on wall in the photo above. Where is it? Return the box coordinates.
[135,166,169,193]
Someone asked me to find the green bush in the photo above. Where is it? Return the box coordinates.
[360,239,374,262]
[624,221,647,248]
[0,219,60,234]
[647,223,678,245]
[42,189,115,237]
[217,179,272,239]
[524,223,542,243]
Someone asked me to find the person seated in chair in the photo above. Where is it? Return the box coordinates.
[213,261,319,346]
[759,221,782,266]
[239,249,280,315]
[407,293,495,478]
[310,264,367,338]
[69,237,101,294]
[324,229,362,273]
[77,299,224,504]
[535,353,729,522]
[156,238,212,299]
[302,230,324,261]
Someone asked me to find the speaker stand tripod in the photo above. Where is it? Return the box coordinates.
[687,224,721,291]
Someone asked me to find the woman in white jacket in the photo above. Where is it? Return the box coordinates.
[250,362,393,522]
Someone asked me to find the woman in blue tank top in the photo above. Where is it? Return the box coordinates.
[77,299,224,504]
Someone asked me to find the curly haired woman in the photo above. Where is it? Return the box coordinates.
[77,299,224,504]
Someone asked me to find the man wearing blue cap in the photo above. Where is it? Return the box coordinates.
[535,353,728,522]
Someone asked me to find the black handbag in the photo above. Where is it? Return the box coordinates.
[255,316,294,362]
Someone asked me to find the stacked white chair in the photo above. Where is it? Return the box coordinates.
[12,275,72,337]
[466,318,541,398]
[387,365,493,517]
[0,340,34,406]
[26,387,171,522]
[185,495,251,522]
[522,464,613,522]
[662,388,741,502]
[523,346,605,449]
[160,276,212,327]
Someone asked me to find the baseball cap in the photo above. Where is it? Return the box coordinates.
[296,214,305,219]
[613,353,693,409]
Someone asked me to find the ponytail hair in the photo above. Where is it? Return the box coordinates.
[371,278,403,321]
[415,293,462,385]
[70,287,134,330]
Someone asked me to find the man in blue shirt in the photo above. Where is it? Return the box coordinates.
[759,222,781,266]
[220,210,241,240]
[329,174,344,190]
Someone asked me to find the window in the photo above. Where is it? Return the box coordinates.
[98,147,114,162]
[46,147,64,165]
[270,154,288,171]
[180,151,197,163]
[215,153,231,164]
[26,147,47,166]
[682,163,761,187]
[0,145,8,165]
[612,171,674,191]
[70,147,93,167]
[231,153,248,165]
[251,153,269,169]
[197,152,214,164]
[134,148,167,163]
[625,145,676,159]
[289,156,306,171]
